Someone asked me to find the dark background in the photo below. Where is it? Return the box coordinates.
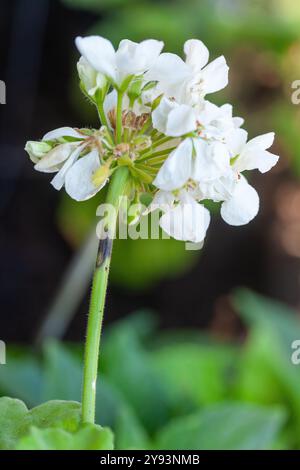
[0,0,299,343]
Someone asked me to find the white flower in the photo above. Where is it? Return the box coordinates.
[147,39,228,106]
[25,141,52,164]
[193,139,231,182]
[153,139,194,191]
[197,101,243,141]
[153,137,230,191]
[65,149,107,201]
[76,36,164,88]
[228,129,279,174]
[220,176,259,226]
[147,189,210,243]
[26,126,109,201]
[35,127,89,191]
[205,129,278,226]
[26,35,280,242]
[32,127,87,177]
[152,97,198,137]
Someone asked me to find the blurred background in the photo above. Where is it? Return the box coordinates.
[1,0,300,451]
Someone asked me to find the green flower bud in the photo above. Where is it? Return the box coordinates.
[77,57,107,99]
[92,163,111,188]
[25,141,52,164]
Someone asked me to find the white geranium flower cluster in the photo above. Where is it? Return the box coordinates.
[25,36,279,244]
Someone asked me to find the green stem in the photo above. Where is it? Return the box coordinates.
[96,95,114,144]
[116,91,124,144]
[81,166,129,424]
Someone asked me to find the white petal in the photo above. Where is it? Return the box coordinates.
[34,143,75,173]
[201,56,229,94]
[75,36,117,83]
[233,116,244,128]
[43,127,85,141]
[151,97,176,133]
[193,139,231,182]
[160,193,210,243]
[50,144,85,190]
[234,132,278,173]
[116,39,164,80]
[65,149,104,201]
[227,128,248,157]
[199,173,237,202]
[153,138,193,191]
[246,132,274,151]
[137,39,164,68]
[145,53,190,86]
[103,89,117,116]
[152,97,196,136]
[184,39,209,71]
[235,151,279,176]
[221,177,259,226]
[144,190,175,214]
[166,104,197,136]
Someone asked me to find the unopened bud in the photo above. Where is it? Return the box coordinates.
[25,141,52,164]
[92,163,110,187]
[77,57,107,98]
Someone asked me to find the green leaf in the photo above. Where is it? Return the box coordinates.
[16,424,114,450]
[114,405,150,450]
[0,349,42,407]
[0,398,28,450]
[41,340,127,429]
[156,403,286,450]
[42,341,82,402]
[0,397,81,450]
[233,289,300,443]
[102,313,174,432]
[152,341,236,406]
[27,400,81,433]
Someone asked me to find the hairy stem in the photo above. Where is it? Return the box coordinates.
[81,166,129,424]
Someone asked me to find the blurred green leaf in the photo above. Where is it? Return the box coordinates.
[102,313,175,432]
[43,341,82,402]
[41,340,128,429]
[0,397,81,450]
[156,403,285,450]
[151,341,236,406]
[114,405,150,450]
[233,289,300,442]
[16,424,113,450]
[0,348,42,407]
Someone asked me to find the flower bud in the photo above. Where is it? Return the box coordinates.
[25,141,52,164]
[77,57,107,98]
[92,163,111,188]
[127,76,143,103]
